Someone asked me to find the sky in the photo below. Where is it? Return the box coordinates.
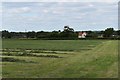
[0,0,119,32]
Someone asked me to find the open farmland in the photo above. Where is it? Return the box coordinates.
[1,39,118,78]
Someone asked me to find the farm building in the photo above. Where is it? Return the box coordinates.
[78,32,87,38]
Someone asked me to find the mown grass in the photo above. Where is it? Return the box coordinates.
[1,39,118,78]
[2,39,103,51]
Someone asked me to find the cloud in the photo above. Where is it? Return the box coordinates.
[43,9,49,13]
[88,4,94,7]
[0,9,2,14]
[4,7,31,14]
[0,3,2,27]
[2,2,118,31]
[0,4,2,14]
[52,8,65,15]
[1,0,119,2]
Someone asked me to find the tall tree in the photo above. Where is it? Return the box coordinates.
[61,26,75,38]
[27,31,36,38]
[2,30,11,38]
[64,26,74,32]
[104,28,114,37]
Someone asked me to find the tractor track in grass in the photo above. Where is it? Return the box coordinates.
[41,40,118,78]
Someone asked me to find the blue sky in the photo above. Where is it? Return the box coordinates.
[1,1,118,32]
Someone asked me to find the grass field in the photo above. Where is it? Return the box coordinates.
[1,39,118,78]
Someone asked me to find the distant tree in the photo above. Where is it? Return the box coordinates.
[36,31,50,39]
[58,30,61,33]
[99,31,104,35]
[86,31,93,34]
[117,30,120,35]
[59,26,75,38]
[0,31,1,38]
[10,32,16,38]
[91,32,98,38]
[27,31,36,38]
[64,26,74,32]
[49,31,59,38]
[104,28,114,37]
[86,31,98,38]
[2,30,11,38]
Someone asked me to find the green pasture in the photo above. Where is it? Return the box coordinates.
[1,39,118,78]
[2,39,103,51]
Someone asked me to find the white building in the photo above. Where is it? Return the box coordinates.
[78,32,87,38]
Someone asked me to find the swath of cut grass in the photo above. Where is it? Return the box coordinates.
[2,57,26,62]
[2,57,35,63]
[2,51,63,58]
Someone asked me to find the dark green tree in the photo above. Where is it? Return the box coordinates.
[104,28,114,38]
[49,31,59,39]
[117,30,120,35]
[27,31,36,38]
[60,26,75,38]
[64,26,74,32]
[2,30,11,38]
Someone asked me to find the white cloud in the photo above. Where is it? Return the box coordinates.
[74,16,83,20]
[0,9,2,14]
[43,9,49,13]
[36,3,45,6]
[52,8,65,14]
[88,4,94,7]
[0,4,2,14]
[25,16,42,22]
[57,2,64,5]
[0,5,2,14]
[0,3,2,27]
[91,22,97,25]
[5,7,31,14]
[52,10,59,14]
[1,0,119,2]
[21,7,31,12]
[2,2,118,31]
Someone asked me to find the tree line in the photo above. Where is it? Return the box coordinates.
[1,26,120,40]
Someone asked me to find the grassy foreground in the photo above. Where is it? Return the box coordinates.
[1,39,118,78]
